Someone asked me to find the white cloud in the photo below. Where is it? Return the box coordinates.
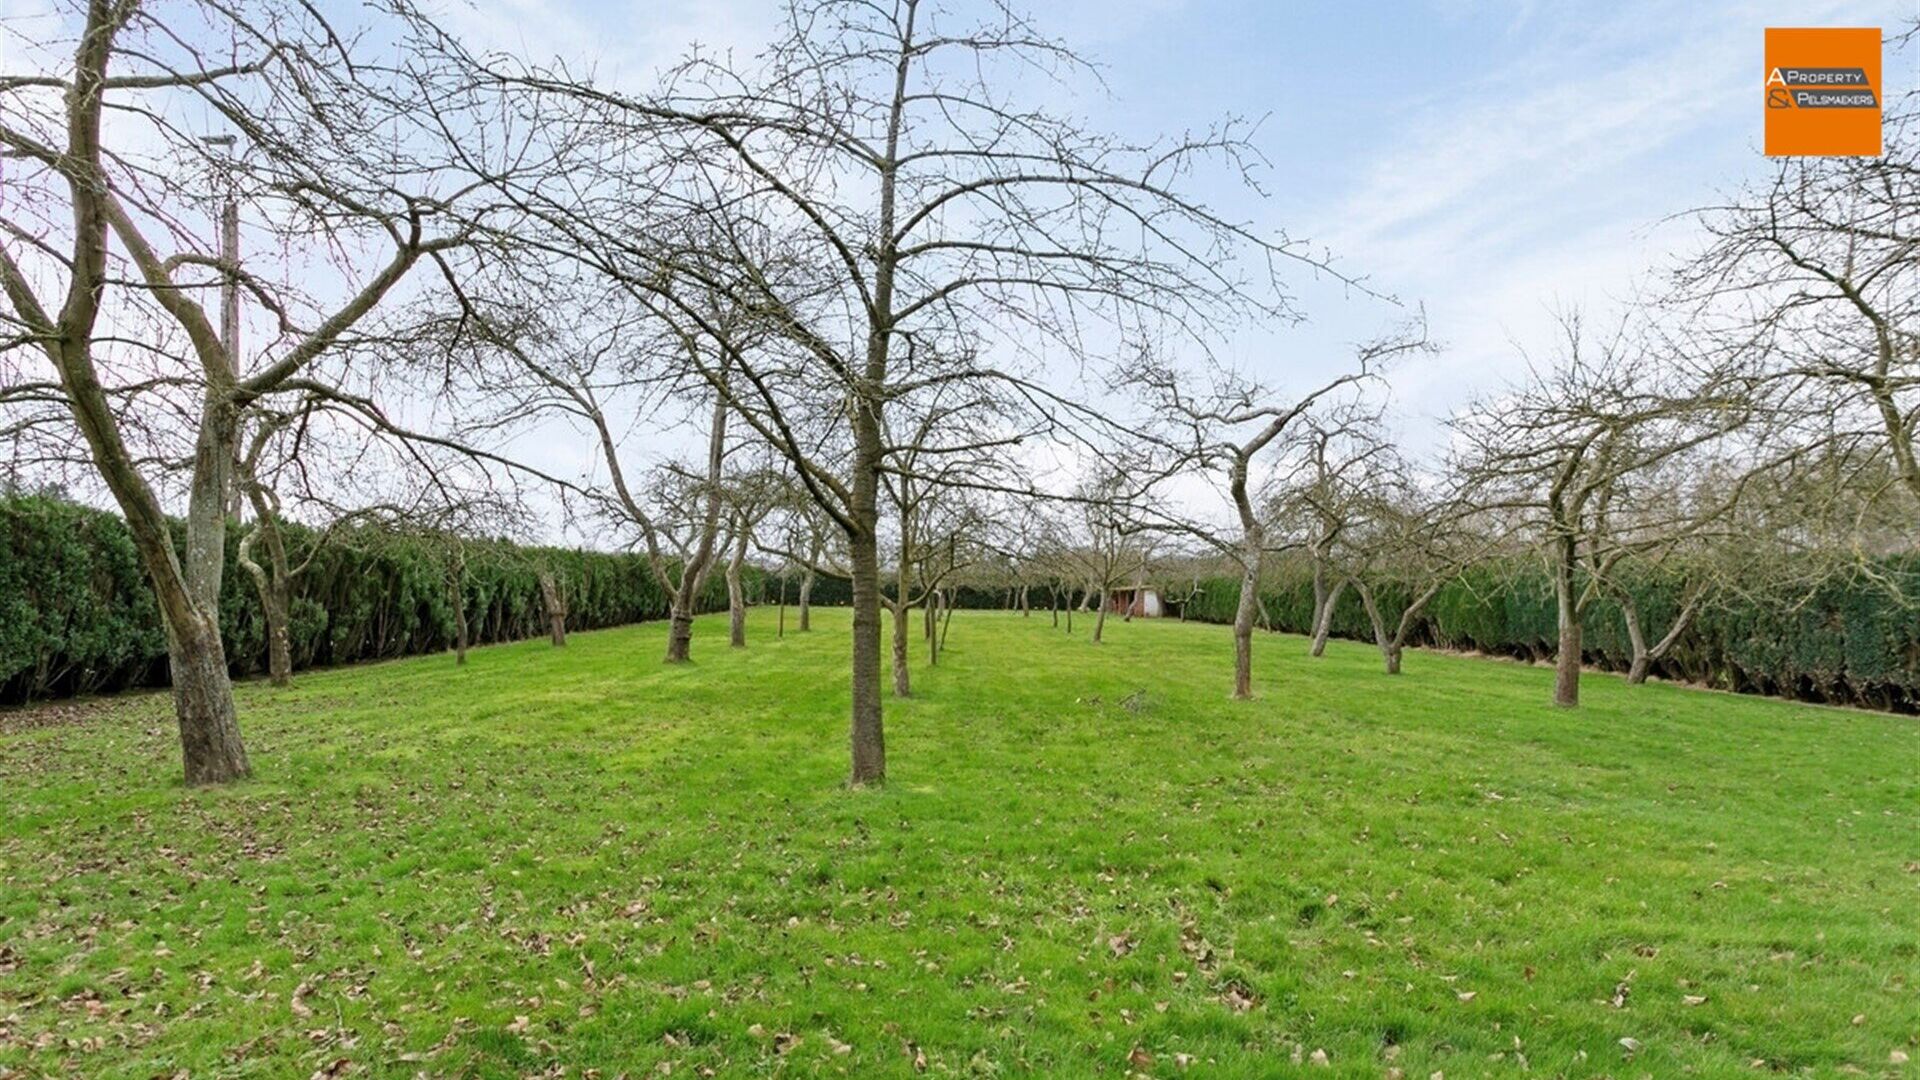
[1286,0,1901,444]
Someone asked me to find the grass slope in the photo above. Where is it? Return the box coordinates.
[1,610,1915,1079]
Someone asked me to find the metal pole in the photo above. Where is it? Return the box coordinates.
[201,135,242,517]
[201,135,239,373]
[219,194,238,381]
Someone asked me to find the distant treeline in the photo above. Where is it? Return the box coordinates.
[0,495,739,704]
[809,563,1920,712]
[1178,561,1920,714]
[787,575,1001,610]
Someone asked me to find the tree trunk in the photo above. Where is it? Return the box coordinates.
[656,380,730,665]
[538,571,567,648]
[778,575,787,638]
[448,549,469,668]
[891,545,914,695]
[797,569,814,631]
[1354,580,1398,676]
[168,614,252,785]
[847,524,886,786]
[927,591,939,666]
[1620,593,1650,685]
[665,608,694,663]
[1020,584,1029,617]
[1093,589,1109,643]
[843,304,888,784]
[1552,537,1580,707]
[1310,560,1328,640]
[1310,578,1344,658]
[237,524,292,686]
[1629,587,1702,686]
[176,402,251,781]
[453,587,470,667]
[163,406,251,782]
[661,535,717,663]
[890,599,912,696]
[727,528,748,648]
[1232,561,1259,699]
[265,577,292,683]
[183,399,235,612]
[262,516,293,686]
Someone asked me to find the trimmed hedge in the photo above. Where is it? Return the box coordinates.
[1,495,740,704]
[15,489,1908,714]
[1177,558,1920,713]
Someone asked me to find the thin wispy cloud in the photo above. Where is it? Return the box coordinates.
[1286,0,1898,430]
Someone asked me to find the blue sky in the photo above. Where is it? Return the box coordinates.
[6,0,1912,534]
[444,0,1915,446]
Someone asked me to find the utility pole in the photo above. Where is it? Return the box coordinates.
[201,134,243,517]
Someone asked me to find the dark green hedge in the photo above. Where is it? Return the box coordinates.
[1176,558,1920,713]
[1,495,738,704]
[19,488,1904,713]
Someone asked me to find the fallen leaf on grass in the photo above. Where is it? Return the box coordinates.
[1216,982,1259,1012]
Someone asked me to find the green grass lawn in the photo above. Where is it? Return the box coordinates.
[1,610,1915,1078]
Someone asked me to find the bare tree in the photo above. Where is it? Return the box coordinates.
[1454,313,1743,707]
[879,384,1002,694]
[1025,507,1081,631]
[1053,472,1152,645]
[1683,102,1920,510]
[447,277,749,665]
[760,484,845,634]
[1134,328,1422,698]
[721,464,783,648]
[464,0,1341,784]
[1280,414,1397,658]
[1331,464,1497,675]
[0,1,532,782]
[229,387,531,684]
[234,405,326,687]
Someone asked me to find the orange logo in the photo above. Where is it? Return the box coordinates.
[1765,27,1882,156]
